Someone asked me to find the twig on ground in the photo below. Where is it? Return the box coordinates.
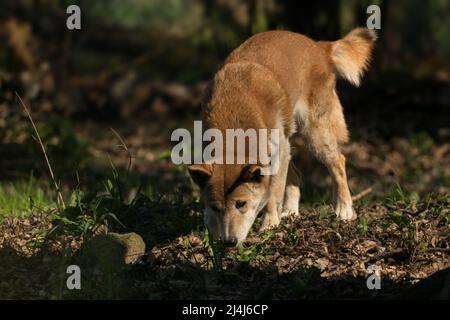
[367,248,408,262]
[352,187,373,201]
[16,93,66,210]
[425,248,450,253]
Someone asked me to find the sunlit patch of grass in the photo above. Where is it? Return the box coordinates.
[388,183,420,207]
[283,224,302,246]
[317,204,335,220]
[376,186,450,260]
[202,228,224,271]
[356,213,369,235]
[0,175,55,220]
[232,230,277,263]
[199,227,279,270]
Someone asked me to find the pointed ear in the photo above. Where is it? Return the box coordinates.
[242,165,264,183]
[188,164,212,188]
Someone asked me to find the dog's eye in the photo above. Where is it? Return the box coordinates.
[235,200,246,209]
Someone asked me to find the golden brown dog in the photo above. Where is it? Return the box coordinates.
[189,28,376,245]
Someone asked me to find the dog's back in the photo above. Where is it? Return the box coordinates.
[225,30,332,108]
[208,28,376,137]
[226,29,375,104]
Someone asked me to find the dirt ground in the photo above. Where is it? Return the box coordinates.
[1,195,449,299]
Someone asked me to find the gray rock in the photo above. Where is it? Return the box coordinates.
[76,232,146,273]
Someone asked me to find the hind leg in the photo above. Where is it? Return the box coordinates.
[302,102,356,221]
[327,152,355,220]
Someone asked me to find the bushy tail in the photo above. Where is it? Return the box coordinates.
[330,28,376,86]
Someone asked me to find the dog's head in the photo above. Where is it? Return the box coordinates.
[189,163,270,246]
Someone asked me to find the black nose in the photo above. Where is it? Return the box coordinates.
[223,237,238,247]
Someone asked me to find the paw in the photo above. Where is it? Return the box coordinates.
[281,207,299,218]
[282,186,300,218]
[335,201,356,221]
[259,213,280,232]
[281,197,299,218]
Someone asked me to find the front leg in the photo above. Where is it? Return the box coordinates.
[281,161,301,217]
[259,198,281,232]
[259,140,290,232]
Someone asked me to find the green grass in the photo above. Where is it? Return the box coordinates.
[0,175,55,220]
[356,214,369,236]
[388,183,420,206]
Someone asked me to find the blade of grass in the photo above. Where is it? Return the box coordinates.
[16,93,66,210]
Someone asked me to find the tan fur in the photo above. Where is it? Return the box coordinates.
[190,28,376,245]
[325,28,376,86]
